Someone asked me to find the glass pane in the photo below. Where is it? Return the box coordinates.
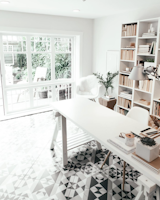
[31,36,51,52]
[4,54,28,85]
[55,53,71,79]
[2,35,26,52]
[33,86,52,107]
[31,53,51,82]
[55,84,72,101]
[7,89,30,112]
[55,38,72,52]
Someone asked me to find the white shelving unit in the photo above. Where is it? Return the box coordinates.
[118,18,160,117]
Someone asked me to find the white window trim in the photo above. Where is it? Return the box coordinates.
[0,27,82,115]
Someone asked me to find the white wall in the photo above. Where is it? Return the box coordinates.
[93,5,160,96]
[0,10,93,77]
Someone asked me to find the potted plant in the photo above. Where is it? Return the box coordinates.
[144,59,155,69]
[38,78,48,99]
[93,71,119,96]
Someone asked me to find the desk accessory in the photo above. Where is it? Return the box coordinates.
[119,133,135,147]
[141,127,151,132]
[108,135,136,154]
[136,139,159,162]
[132,152,160,174]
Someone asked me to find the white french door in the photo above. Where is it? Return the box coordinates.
[0,34,76,115]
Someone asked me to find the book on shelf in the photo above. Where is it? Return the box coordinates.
[120,90,132,99]
[119,108,129,115]
[153,101,160,117]
[121,71,130,74]
[118,97,131,109]
[122,24,137,36]
[119,74,133,87]
[108,136,136,154]
[132,152,160,174]
[142,32,157,37]
[139,80,153,92]
[121,50,135,60]
[103,95,115,100]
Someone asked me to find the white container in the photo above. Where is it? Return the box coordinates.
[136,141,159,162]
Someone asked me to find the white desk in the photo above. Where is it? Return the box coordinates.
[51,98,160,198]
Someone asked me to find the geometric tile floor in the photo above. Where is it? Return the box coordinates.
[0,111,157,200]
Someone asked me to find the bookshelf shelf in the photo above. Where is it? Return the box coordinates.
[119,85,133,89]
[121,48,136,50]
[134,101,151,109]
[134,88,152,94]
[117,105,130,111]
[137,54,155,56]
[118,18,160,116]
[153,99,160,103]
[121,36,136,38]
[120,60,135,62]
[138,36,157,39]
[118,95,132,100]
[152,114,160,119]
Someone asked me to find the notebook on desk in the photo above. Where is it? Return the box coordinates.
[107,136,136,154]
[132,152,160,174]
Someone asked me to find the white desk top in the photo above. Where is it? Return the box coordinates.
[51,97,160,186]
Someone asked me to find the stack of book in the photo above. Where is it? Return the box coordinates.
[119,90,132,99]
[121,50,135,60]
[119,108,129,115]
[138,42,156,55]
[108,136,136,154]
[142,32,157,37]
[103,95,115,100]
[132,152,160,174]
[119,74,133,87]
[118,97,131,109]
[138,45,150,54]
[139,80,153,92]
[153,101,160,117]
[122,24,137,36]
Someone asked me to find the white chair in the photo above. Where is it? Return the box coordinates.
[126,106,149,126]
[101,106,149,191]
[76,75,101,101]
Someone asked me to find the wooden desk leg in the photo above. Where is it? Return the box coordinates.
[123,161,126,191]
[101,151,111,169]
[96,141,102,150]
[157,185,160,200]
[62,115,68,167]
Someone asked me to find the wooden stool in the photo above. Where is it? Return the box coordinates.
[135,175,156,200]
[99,98,117,110]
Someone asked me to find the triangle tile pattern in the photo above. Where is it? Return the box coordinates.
[0,111,157,200]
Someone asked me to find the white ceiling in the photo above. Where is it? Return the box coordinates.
[0,0,160,19]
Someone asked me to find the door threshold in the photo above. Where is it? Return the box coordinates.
[0,107,53,121]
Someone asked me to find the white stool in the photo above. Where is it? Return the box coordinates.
[135,175,156,200]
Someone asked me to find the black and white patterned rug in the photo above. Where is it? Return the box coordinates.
[0,111,157,200]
